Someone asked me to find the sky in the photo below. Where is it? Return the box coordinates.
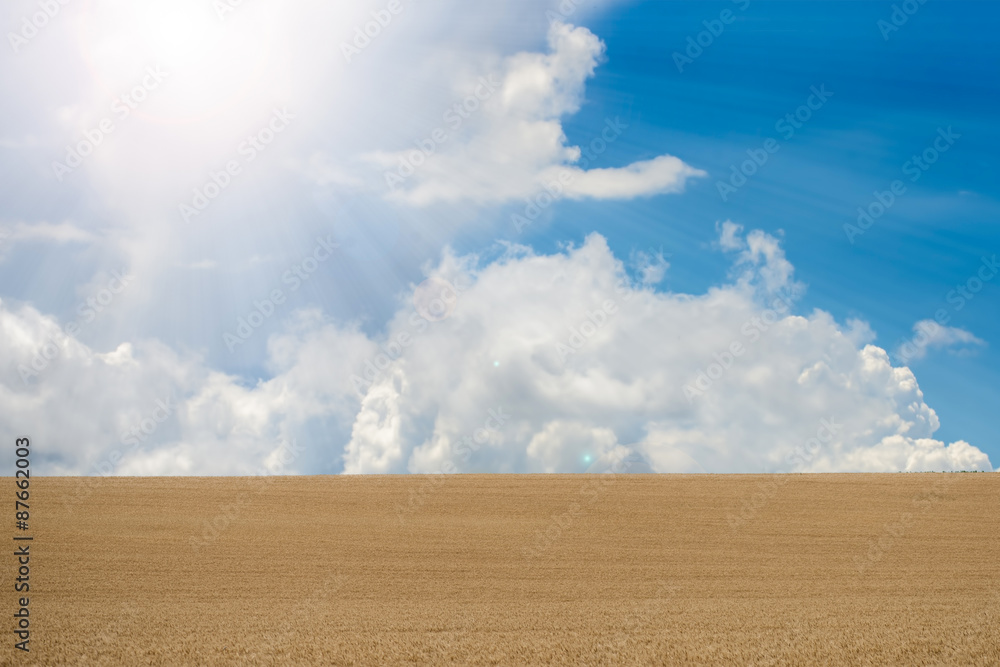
[1,0,997,475]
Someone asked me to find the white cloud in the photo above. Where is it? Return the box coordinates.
[553,155,705,200]
[0,220,97,246]
[0,1,990,480]
[342,369,406,474]
[358,21,705,206]
[526,421,624,473]
[896,319,987,363]
[1,225,991,475]
[630,246,670,287]
[730,227,798,296]
[0,2,687,360]
[717,220,744,251]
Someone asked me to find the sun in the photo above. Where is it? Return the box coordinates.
[76,0,276,124]
[132,0,217,67]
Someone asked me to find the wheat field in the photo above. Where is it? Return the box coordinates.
[5,474,998,665]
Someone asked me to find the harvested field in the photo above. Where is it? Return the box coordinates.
[6,473,999,665]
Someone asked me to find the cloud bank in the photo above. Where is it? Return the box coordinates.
[2,225,990,475]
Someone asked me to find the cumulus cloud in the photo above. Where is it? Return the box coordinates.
[359,21,705,206]
[0,1,989,480]
[0,2,694,368]
[1,225,991,475]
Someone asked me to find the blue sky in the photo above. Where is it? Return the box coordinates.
[525,0,1000,459]
[1,0,997,474]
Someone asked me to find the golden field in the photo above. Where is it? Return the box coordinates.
[4,473,999,665]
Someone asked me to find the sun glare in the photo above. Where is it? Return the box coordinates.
[77,0,277,124]
[137,0,215,68]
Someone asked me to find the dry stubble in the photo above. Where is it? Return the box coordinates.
[3,473,998,665]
